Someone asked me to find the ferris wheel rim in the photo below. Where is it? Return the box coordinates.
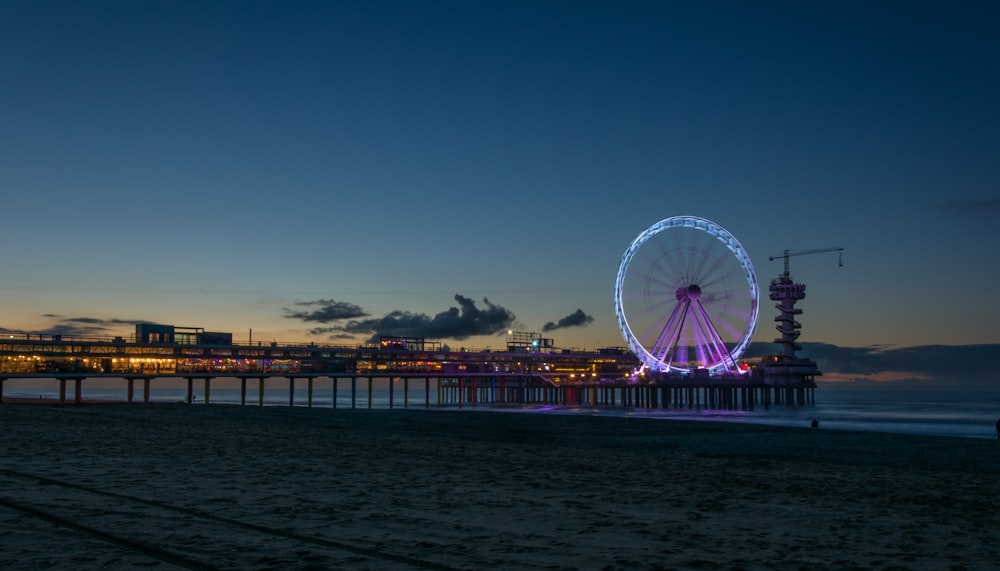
[614,215,759,374]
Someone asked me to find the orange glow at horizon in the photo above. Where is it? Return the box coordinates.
[820,371,934,384]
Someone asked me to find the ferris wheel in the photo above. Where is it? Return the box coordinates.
[614,216,759,374]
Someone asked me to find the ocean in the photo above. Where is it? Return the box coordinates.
[4,378,999,440]
[616,387,1000,440]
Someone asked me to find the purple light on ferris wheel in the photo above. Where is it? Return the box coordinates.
[614,216,759,374]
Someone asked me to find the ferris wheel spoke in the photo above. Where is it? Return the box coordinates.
[692,301,738,371]
[637,282,679,307]
[662,231,691,277]
[713,305,753,324]
[713,316,743,344]
[681,227,704,276]
[698,265,746,292]
[664,240,723,286]
[712,302,742,371]
[641,249,686,291]
[689,241,722,284]
[665,306,693,369]
[662,243,733,293]
[666,237,703,282]
[698,302,735,323]
[684,243,715,282]
[697,290,734,309]
[635,299,675,347]
[652,247,691,286]
[659,305,693,369]
[689,308,718,366]
[649,300,687,364]
[715,306,754,341]
[636,284,671,307]
[698,304,744,343]
[624,281,672,307]
[643,268,681,293]
[639,300,682,335]
[675,237,695,278]
[692,249,733,287]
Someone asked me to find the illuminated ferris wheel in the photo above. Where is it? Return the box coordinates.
[614,216,759,374]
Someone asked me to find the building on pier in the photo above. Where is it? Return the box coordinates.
[505,331,554,352]
[0,323,642,381]
[756,272,822,390]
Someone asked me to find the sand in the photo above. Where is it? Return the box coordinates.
[0,403,998,570]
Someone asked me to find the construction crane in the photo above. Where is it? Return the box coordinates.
[769,247,843,278]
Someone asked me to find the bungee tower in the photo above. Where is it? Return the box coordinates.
[760,248,843,398]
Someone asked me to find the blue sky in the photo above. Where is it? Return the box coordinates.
[2,1,999,379]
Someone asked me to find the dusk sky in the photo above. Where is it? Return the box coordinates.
[2,1,999,383]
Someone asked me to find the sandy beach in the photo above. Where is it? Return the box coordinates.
[1,404,998,570]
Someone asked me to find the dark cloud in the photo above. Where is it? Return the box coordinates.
[937,197,1000,232]
[284,299,369,323]
[542,309,594,332]
[743,342,885,375]
[64,317,137,325]
[61,317,109,325]
[40,314,143,325]
[307,327,357,340]
[744,341,1000,390]
[36,323,107,336]
[25,315,150,337]
[334,294,515,342]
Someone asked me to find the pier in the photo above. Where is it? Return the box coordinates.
[0,324,816,410]
[0,371,815,411]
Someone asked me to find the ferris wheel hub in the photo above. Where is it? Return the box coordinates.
[687,284,701,300]
[675,284,702,301]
